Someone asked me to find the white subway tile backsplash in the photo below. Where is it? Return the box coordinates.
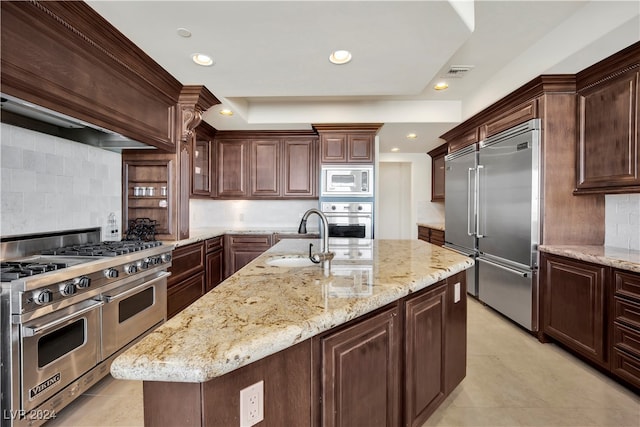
[1,123,121,238]
[605,194,640,250]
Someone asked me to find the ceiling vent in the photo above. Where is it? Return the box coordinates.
[442,65,474,78]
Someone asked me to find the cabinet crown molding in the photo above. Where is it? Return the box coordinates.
[312,123,384,134]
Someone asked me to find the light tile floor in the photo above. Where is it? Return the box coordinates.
[47,298,639,427]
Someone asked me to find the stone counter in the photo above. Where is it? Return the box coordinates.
[417,222,445,231]
[539,245,640,273]
[111,239,472,383]
[164,227,319,248]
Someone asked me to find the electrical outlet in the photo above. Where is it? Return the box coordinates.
[454,282,461,303]
[240,380,264,427]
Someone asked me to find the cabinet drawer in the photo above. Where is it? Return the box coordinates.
[615,297,640,329]
[167,273,206,319]
[430,229,445,246]
[614,322,640,358]
[228,234,272,248]
[615,270,640,302]
[612,347,640,389]
[168,242,205,286]
[205,236,223,253]
[418,226,430,242]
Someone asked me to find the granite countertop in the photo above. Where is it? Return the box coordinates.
[417,222,445,231]
[165,227,319,248]
[539,245,640,274]
[110,238,472,383]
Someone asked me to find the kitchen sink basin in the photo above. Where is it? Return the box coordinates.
[265,255,317,268]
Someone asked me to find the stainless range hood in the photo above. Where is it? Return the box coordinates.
[0,94,156,152]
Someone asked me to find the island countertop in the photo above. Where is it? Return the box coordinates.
[110,239,473,383]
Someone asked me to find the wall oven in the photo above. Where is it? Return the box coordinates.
[321,201,373,239]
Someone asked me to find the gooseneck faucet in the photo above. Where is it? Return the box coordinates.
[298,208,335,268]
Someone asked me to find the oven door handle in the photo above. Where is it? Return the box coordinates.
[22,300,104,337]
[101,272,170,303]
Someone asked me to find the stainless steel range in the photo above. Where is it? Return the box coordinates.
[0,228,172,427]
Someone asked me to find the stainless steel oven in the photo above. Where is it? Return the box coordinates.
[321,201,373,239]
[20,299,103,413]
[101,271,168,359]
[1,228,172,427]
[321,165,373,197]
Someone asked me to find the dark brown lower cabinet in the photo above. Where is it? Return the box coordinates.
[224,234,273,278]
[417,225,445,247]
[205,236,224,292]
[612,270,640,388]
[142,271,468,426]
[167,242,205,319]
[320,305,401,427]
[541,254,608,366]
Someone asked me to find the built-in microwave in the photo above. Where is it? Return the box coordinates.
[321,165,373,197]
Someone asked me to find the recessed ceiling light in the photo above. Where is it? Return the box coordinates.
[329,50,352,65]
[177,28,192,38]
[192,53,214,66]
[406,133,417,139]
[391,147,400,152]
[434,82,449,91]
[219,109,233,116]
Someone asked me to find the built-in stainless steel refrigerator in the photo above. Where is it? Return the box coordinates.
[445,119,540,331]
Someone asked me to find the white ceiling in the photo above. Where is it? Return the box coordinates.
[87,0,639,154]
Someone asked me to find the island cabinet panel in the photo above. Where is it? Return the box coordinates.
[143,341,313,427]
[576,67,640,193]
[251,139,281,197]
[445,271,467,394]
[167,242,205,319]
[541,254,608,366]
[612,270,640,388]
[224,234,273,278]
[319,305,401,427]
[404,282,447,427]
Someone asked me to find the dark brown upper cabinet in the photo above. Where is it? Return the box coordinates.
[427,143,448,201]
[212,131,318,200]
[575,42,640,194]
[313,124,383,164]
[191,122,217,197]
[1,1,183,151]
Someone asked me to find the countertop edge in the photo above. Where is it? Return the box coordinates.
[539,245,640,274]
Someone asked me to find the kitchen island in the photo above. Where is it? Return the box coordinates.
[111,238,473,427]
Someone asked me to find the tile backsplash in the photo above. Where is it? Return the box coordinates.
[605,193,640,250]
[1,123,121,240]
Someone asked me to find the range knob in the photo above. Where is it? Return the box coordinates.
[75,276,91,289]
[59,282,76,296]
[160,253,172,263]
[124,264,138,274]
[137,259,150,270]
[148,256,161,265]
[104,268,119,279]
[33,289,53,305]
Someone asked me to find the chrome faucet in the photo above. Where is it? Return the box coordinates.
[298,208,335,268]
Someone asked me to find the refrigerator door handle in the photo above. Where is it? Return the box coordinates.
[476,164,484,238]
[478,257,528,278]
[467,167,475,236]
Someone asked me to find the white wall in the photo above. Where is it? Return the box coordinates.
[378,152,444,239]
[0,123,122,239]
[605,194,640,251]
[190,199,318,230]
[377,162,412,239]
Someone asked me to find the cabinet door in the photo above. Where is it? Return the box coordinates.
[167,242,206,319]
[541,254,608,366]
[576,69,640,192]
[445,272,467,394]
[404,282,447,427]
[283,138,317,197]
[348,134,374,163]
[217,140,248,197]
[224,234,272,278]
[431,155,445,201]
[321,306,400,427]
[250,139,281,197]
[167,273,206,319]
[417,226,430,242]
[206,250,223,292]
[320,133,348,163]
[191,138,211,196]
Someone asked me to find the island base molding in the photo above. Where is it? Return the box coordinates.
[141,271,467,427]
